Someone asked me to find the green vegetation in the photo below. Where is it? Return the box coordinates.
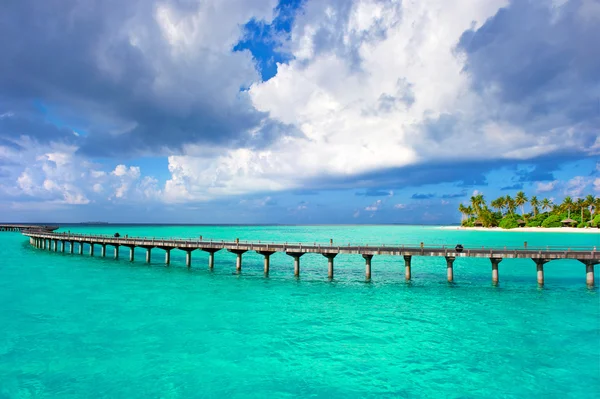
[458,191,600,229]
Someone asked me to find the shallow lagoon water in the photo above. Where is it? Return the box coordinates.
[1,225,599,398]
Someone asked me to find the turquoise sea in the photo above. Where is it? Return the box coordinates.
[1,225,599,398]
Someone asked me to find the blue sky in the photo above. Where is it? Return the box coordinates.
[0,0,598,224]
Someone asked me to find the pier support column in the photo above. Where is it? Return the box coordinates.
[70,241,74,254]
[185,250,192,268]
[490,258,502,285]
[362,254,373,280]
[78,243,83,255]
[228,249,247,272]
[202,249,221,269]
[100,244,106,257]
[578,260,598,287]
[323,253,337,279]
[145,248,152,263]
[114,245,119,260]
[287,252,304,277]
[445,256,455,283]
[404,255,412,280]
[257,251,275,275]
[128,247,135,262]
[61,241,65,253]
[163,249,171,265]
[532,258,548,286]
[89,243,94,256]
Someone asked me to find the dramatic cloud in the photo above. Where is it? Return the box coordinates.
[0,0,283,157]
[164,0,598,201]
[0,0,597,223]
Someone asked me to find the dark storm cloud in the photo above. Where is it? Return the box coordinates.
[0,112,78,145]
[500,183,523,191]
[306,151,592,192]
[458,0,600,128]
[0,0,286,158]
[411,193,435,199]
[441,191,467,199]
[355,189,392,197]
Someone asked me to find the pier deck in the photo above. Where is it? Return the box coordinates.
[23,230,600,286]
[1,224,59,232]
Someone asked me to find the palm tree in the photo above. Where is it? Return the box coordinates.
[458,203,467,223]
[490,198,503,214]
[515,191,528,217]
[585,194,595,222]
[562,196,573,218]
[505,195,516,215]
[541,198,552,213]
[595,198,600,216]
[530,196,539,217]
[470,194,485,217]
[465,205,474,220]
[576,198,585,223]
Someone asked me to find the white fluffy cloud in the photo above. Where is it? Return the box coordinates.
[537,180,559,193]
[163,0,596,202]
[0,135,158,207]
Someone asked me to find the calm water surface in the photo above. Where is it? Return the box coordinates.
[1,225,599,398]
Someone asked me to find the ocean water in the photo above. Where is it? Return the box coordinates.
[1,225,599,398]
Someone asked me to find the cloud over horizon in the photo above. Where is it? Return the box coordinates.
[0,0,598,223]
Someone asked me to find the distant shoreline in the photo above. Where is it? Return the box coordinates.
[439,226,600,234]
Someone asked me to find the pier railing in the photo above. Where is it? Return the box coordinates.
[19,230,597,252]
[22,230,600,286]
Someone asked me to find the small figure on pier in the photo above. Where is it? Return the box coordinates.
[455,244,464,253]
[114,232,120,238]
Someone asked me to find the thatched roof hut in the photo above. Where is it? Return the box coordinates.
[517,219,526,227]
[473,219,484,227]
[561,218,577,227]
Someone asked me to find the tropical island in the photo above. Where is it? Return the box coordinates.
[458,192,600,229]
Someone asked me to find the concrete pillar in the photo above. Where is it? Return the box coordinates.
[228,250,247,272]
[100,244,106,257]
[208,251,215,269]
[490,258,502,285]
[445,256,455,283]
[78,242,83,255]
[48,239,52,251]
[114,245,119,260]
[323,253,337,279]
[185,250,192,267]
[362,254,373,280]
[578,260,597,287]
[164,249,171,265]
[404,255,412,280]
[70,241,74,254]
[61,241,65,253]
[129,247,135,262]
[145,248,152,263]
[89,243,94,256]
[257,251,275,275]
[287,252,304,277]
[236,253,243,271]
[533,258,548,286]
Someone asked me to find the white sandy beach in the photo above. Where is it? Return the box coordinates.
[439,226,600,233]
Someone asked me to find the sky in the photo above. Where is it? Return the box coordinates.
[0,0,598,224]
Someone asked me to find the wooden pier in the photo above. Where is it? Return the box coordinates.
[0,224,59,232]
[21,230,599,286]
